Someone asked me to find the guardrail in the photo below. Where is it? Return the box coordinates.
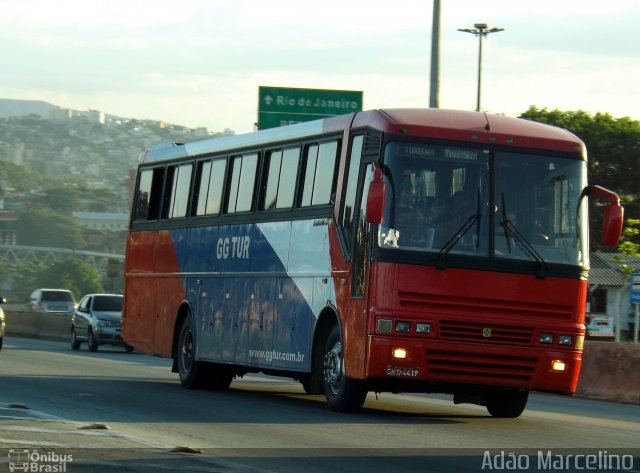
[3,309,638,404]
[5,309,70,342]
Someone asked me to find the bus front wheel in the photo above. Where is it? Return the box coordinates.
[177,315,208,389]
[322,325,367,412]
[485,389,529,418]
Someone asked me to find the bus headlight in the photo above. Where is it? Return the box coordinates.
[558,335,573,346]
[416,323,431,334]
[395,322,411,333]
[539,333,554,344]
[376,319,392,333]
[551,360,567,372]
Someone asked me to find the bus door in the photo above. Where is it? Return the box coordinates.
[337,135,374,378]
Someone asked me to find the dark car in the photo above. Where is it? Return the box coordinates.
[70,294,132,352]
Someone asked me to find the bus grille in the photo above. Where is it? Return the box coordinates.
[439,320,535,345]
[426,349,537,382]
[398,291,574,321]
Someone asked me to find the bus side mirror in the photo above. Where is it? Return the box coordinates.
[584,185,624,247]
[602,203,624,247]
[366,164,386,224]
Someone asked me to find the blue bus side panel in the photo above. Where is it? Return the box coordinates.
[172,219,334,373]
[183,226,220,273]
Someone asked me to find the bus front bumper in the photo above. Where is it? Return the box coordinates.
[366,336,582,394]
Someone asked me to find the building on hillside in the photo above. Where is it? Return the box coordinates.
[73,212,129,232]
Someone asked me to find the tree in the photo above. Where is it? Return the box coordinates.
[520,107,640,195]
[13,208,85,249]
[32,259,104,300]
[619,219,640,257]
[44,187,80,214]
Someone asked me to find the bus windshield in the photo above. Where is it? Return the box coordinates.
[378,141,588,266]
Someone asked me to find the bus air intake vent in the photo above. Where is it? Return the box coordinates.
[439,320,534,345]
[426,349,537,383]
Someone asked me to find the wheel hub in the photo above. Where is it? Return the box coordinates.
[324,342,344,394]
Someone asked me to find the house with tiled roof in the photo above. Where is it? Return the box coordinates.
[588,252,640,339]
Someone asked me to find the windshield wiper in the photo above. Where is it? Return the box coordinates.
[434,188,482,269]
[500,193,548,277]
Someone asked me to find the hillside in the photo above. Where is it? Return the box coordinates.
[0,99,57,118]
[0,100,226,213]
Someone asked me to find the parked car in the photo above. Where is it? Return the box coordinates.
[27,289,76,315]
[0,296,6,350]
[586,313,615,341]
[70,294,132,352]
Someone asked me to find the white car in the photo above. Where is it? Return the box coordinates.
[27,289,76,315]
[0,296,7,350]
[586,313,615,341]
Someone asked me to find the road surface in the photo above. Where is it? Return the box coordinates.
[1,337,638,472]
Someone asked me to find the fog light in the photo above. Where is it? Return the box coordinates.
[551,360,567,372]
[377,318,392,333]
[395,321,411,333]
[416,322,431,334]
[539,333,554,344]
[392,347,408,359]
[558,335,573,346]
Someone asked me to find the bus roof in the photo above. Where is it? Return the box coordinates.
[139,108,584,164]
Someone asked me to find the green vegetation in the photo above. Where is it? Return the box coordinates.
[11,259,103,302]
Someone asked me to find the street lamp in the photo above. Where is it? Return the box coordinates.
[458,23,504,112]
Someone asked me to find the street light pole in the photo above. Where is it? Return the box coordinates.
[458,23,504,112]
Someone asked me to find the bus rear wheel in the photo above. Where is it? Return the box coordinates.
[485,389,529,418]
[322,325,367,412]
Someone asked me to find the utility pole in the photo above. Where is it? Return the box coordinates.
[429,0,441,108]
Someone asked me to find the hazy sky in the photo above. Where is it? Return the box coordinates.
[2,0,639,133]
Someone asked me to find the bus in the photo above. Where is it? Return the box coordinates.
[123,108,623,417]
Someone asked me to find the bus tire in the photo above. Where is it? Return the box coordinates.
[322,325,367,412]
[485,389,529,418]
[177,314,208,389]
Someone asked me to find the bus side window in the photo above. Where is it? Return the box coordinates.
[226,153,258,213]
[260,147,300,211]
[164,163,192,219]
[134,167,164,221]
[340,135,364,254]
[300,141,339,207]
[194,159,226,216]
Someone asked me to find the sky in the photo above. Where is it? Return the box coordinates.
[1,0,639,133]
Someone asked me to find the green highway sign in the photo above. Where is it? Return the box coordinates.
[258,86,363,130]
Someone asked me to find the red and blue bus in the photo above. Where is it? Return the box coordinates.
[123,109,623,416]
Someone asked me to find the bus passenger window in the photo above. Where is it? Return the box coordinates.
[134,168,164,221]
[167,164,192,218]
[300,141,338,207]
[195,159,226,216]
[261,147,300,210]
[226,153,258,213]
